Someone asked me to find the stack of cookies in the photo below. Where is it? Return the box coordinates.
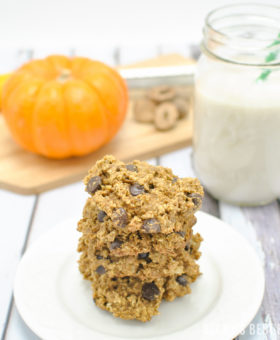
[78,155,203,322]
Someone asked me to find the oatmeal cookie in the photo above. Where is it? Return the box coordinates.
[92,271,199,322]
[83,155,203,234]
[78,205,196,256]
[78,234,201,281]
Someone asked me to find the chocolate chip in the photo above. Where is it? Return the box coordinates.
[86,176,102,194]
[111,277,117,281]
[137,252,152,263]
[110,238,123,250]
[186,193,202,206]
[176,275,188,287]
[113,285,118,290]
[112,208,128,228]
[142,218,161,233]
[185,244,193,254]
[97,210,107,222]
[96,255,103,260]
[96,265,106,275]
[137,263,144,271]
[192,198,200,206]
[142,282,160,301]
[122,276,130,283]
[130,183,145,196]
[149,183,155,189]
[176,231,186,237]
[138,252,149,260]
[126,164,138,172]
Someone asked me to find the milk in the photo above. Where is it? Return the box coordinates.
[193,59,280,205]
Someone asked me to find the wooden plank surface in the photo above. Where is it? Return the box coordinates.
[219,202,280,340]
[0,54,194,195]
[0,191,36,340]
[243,202,280,339]
[0,49,37,340]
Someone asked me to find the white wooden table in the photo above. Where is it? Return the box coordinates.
[0,45,279,340]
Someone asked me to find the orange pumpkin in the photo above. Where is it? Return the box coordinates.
[0,73,11,111]
[2,55,128,159]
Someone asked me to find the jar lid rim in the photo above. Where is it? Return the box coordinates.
[205,3,280,39]
[204,3,280,66]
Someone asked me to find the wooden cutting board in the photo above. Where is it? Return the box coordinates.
[0,54,195,195]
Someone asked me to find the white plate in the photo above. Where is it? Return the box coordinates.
[14,212,265,340]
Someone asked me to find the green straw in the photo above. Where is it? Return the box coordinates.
[256,33,280,82]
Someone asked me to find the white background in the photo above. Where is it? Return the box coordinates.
[0,0,279,48]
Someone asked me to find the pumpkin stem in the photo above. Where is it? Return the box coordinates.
[57,69,71,82]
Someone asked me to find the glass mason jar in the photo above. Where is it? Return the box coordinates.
[193,4,280,206]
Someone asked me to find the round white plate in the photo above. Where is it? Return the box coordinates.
[14,212,264,340]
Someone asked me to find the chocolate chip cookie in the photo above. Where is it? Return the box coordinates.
[77,155,204,322]
[78,202,196,256]
[92,272,196,322]
[78,233,202,281]
[83,155,203,234]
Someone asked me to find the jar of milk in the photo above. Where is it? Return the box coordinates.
[194,4,280,206]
